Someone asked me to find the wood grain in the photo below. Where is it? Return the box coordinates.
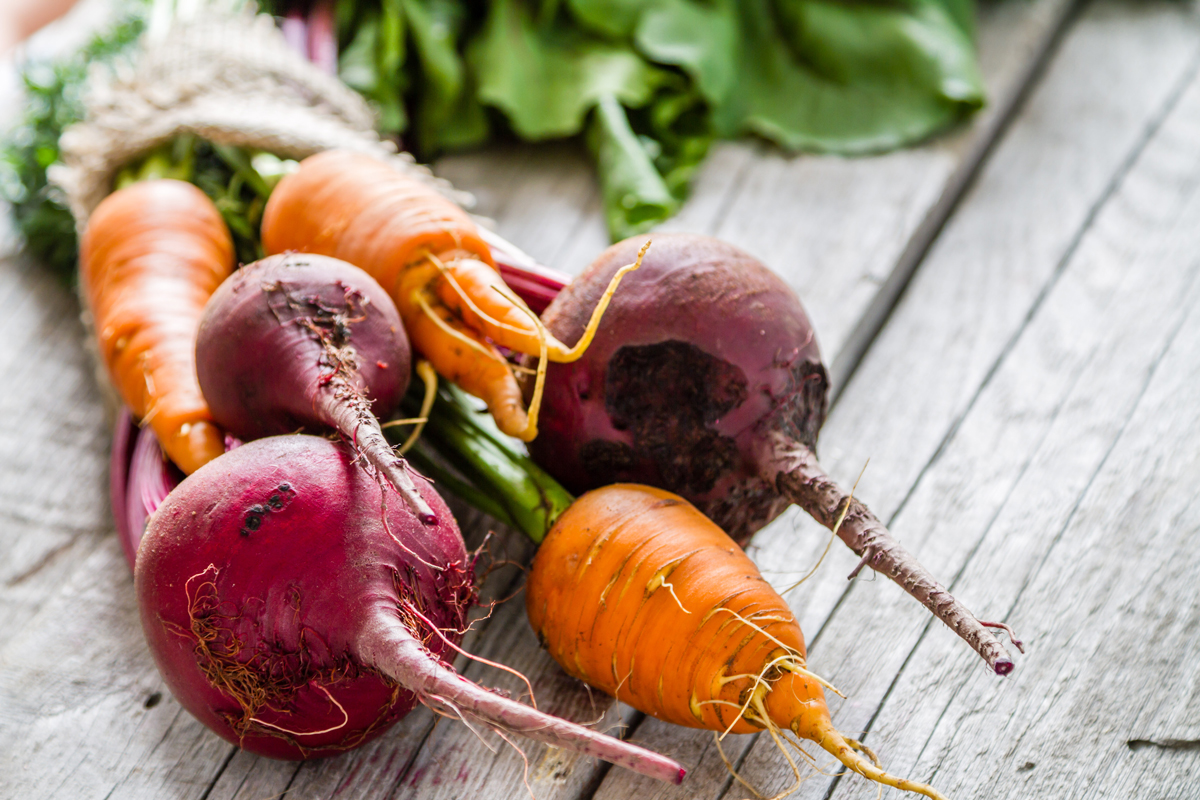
[591,2,1200,799]
[822,54,1200,799]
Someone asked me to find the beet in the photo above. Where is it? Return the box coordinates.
[530,233,1019,674]
[196,252,436,524]
[135,434,686,780]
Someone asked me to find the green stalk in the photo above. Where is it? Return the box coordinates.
[394,384,574,543]
[114,136,197,188]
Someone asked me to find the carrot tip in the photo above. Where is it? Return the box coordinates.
[994,658,1014,676]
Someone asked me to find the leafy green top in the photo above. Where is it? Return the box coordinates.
[325,0,984,240]
[3,0,985,274]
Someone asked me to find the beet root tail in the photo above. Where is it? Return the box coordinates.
[760,432,1016,675]
[357,617,686,785]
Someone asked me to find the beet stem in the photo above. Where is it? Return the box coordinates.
[357,617,687,784]
[306,0,338,75]
[761,432,1016,675]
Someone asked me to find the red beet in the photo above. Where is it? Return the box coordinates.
[530,233,1019,674]
[196,252,436,524]
[136,434,686,780]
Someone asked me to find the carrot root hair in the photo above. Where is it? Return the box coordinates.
[394,360,438,454]
[547,239,650,363]
[809,725,947,800]
[502,287,548,442]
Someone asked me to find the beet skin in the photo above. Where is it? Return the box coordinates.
[197,253,436,524]
[135,435,689,780]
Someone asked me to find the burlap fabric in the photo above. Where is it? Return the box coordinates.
[50,5,466,230]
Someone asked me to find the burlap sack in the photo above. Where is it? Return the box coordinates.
[49,4,467,229]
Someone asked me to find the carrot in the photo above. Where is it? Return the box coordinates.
[80,178,235,474]
[260,149,635,440]
[399,386,945,799]
[526,484,946,800]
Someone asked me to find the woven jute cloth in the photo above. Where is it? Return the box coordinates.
[47,5,470,425]
[50,5,465,230]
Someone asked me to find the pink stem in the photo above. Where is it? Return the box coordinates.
[357,617,687,785]
[110,409,136,570]
[307,0,338,75]
[280,9,308,59]
[118,422,181,570]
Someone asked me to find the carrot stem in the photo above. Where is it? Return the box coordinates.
[394,384,573,542]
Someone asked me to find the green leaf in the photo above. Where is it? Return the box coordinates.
[566,0,645,38]
[402,0,489,153]
[635,0,738,106]
[469,0,664,140]
[639,87,711,198]
[339,13,409,133]
[379,0,407,76]
[339,16,383,91]
[707,0,985,154]
[931,0,976,37]
[589,94,678,240]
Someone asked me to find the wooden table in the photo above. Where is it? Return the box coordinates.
[5,1,1200,797]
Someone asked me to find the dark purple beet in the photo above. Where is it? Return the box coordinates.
[530,233,1018,675]
[136,434,687,781]
[196,252,436,524]
[532,234,828,539]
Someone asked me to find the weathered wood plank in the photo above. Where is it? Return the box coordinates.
[0,3,1170,800]
[0,253,111,654]
[815,59,1200,799]
[591,2,1200,799]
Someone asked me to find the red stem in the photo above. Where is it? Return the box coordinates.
[357,615,687,784]
[110,409,137,569]
[116,421,182,571]
[307,0,338,75]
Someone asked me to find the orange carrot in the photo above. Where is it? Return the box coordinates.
[260,150,635,440]
[80,179,235,474]
[526,484,946,800]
